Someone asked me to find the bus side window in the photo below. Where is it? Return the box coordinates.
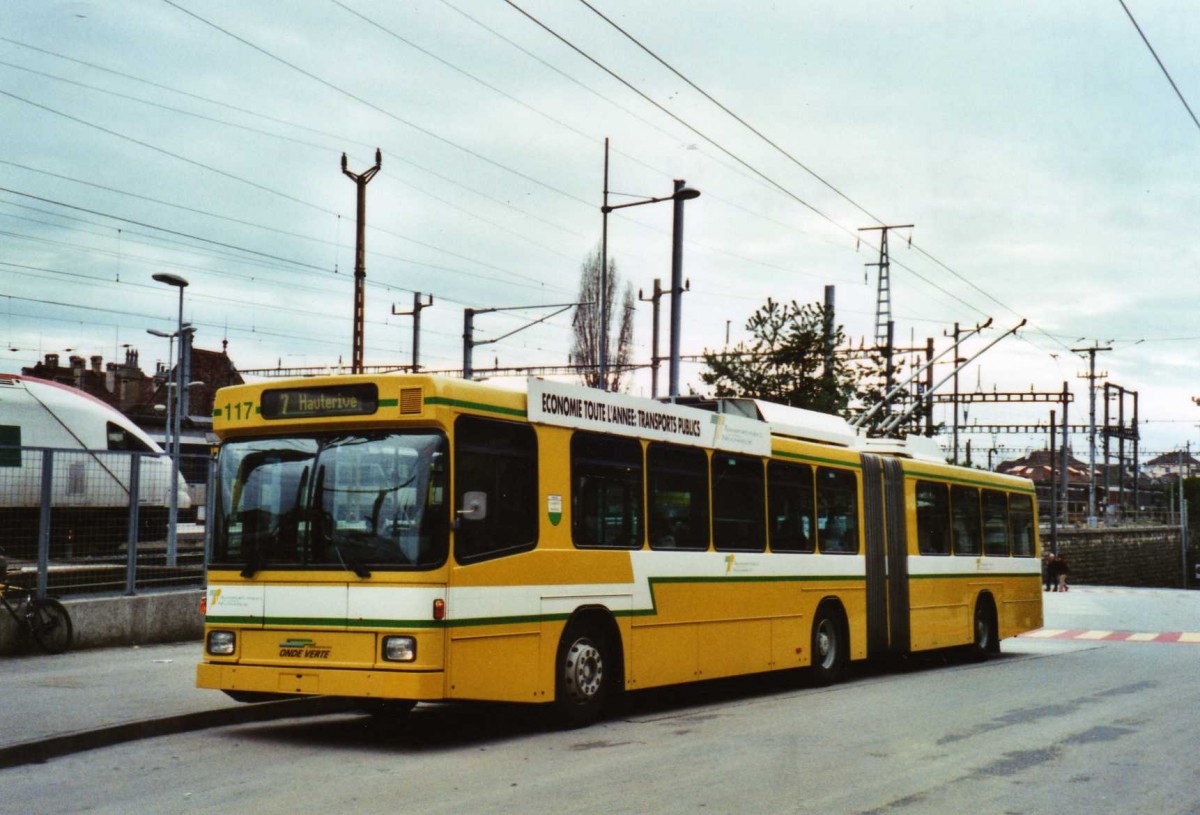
[951,485,981,556]
[768,460,815,553]
[916,480,950,555]
[647,443,709,551]
[454,416,538,563]
[712,453,765,553]
[981,490,1010,556]
[816,467,859,554]
[1009,493,1036,557]
[571,431,643,549]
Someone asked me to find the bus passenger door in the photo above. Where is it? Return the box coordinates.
[862,456,910,658]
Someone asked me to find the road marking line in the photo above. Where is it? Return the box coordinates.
[1019,629,1200,644]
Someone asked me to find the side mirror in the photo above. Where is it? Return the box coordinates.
[457,491,487,522]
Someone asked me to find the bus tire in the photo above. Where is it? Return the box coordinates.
[553,623,611,728]
[810,603,847,686]
[971,595,1000,660]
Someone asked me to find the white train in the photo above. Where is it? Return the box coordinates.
[0,374,190,557]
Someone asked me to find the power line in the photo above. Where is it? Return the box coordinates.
[0,37,587,239]
[500,0,990,323]
[574,0,1068,352]
[575,0,888,225]
[161,0,594,209]
[1117,0,1200,134]
[0,88,336,217]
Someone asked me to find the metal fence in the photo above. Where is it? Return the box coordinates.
[0,446,211,598]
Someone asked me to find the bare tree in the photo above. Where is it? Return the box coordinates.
[570,245,636,391]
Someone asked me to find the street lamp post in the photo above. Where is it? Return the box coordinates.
[152,272,188,567]
[600,159,699,396]
[146,328,175,457]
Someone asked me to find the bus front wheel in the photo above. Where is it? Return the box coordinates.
[553,624,610,728]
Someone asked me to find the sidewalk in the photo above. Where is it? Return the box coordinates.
[0,640,349,769]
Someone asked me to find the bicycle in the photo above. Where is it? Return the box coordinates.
[0,552,73,655]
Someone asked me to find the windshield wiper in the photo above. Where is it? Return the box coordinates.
[313,464,371,578]
[332,542,372,579]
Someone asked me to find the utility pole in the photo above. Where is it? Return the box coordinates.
[1050,409,1058,553]
[1072,342,1112,526]
[823,285,836,408]
[1061,381,1071,524]
[860,225,912,420]
[1181,445,1189,587]
[1133,389,1140,513]
[463,301,581,382]
[947,322,962,463]
[342,148,382,375]
[638,278,665,398]
[924,337,934,436]
[392,292,434,372]
[858,224,913,352]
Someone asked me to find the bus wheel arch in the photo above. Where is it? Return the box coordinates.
[552,607,623,727]
[971,591,1000,659]
[810,598,849,686]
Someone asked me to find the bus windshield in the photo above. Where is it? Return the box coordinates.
[213,431,448,573]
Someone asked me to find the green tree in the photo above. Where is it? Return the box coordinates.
[700,298,855,414]
[570,245,635,391]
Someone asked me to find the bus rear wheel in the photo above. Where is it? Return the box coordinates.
[810,604,847,686]
[971,596,1000,660]
[553,625,610,728]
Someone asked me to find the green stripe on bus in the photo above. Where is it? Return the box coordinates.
[903,466,1036,494]
[909,572,1038,580]
[772,449,863,469]
[424,396,527,418]
[206,574,872,630]
[378,399,399,408]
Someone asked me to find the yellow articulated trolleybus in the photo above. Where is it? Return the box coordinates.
[197,374,1043,725]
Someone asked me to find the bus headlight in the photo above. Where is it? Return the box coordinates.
[382,636,416,662]
[207,630,236,656]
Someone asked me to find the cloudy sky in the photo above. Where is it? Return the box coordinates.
[2,1,1197,459]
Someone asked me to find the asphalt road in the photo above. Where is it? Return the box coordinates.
[4,588,1200,815]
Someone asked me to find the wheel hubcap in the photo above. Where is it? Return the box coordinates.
[564,639,603,704]
[817,620,837,669]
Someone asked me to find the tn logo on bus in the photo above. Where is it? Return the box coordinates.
[278,638,332,659]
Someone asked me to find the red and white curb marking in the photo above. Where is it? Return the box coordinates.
[1020,629,1200,644]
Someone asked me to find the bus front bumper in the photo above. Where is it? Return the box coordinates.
[196,661,445,700]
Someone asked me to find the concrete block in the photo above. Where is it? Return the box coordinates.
[0,590,204,654]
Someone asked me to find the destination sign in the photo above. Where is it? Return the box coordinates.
[527,378,770,456]
[260,383,378,420]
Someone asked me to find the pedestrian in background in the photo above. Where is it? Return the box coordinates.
[1042,552,1056,592]
[1055,553,1070,592]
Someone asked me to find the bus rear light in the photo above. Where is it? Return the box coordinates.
[433,599,445,621]
[207,630,235,656]
[383,636,416,662]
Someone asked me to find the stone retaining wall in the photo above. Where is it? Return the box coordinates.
[1044,526,1192,589]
